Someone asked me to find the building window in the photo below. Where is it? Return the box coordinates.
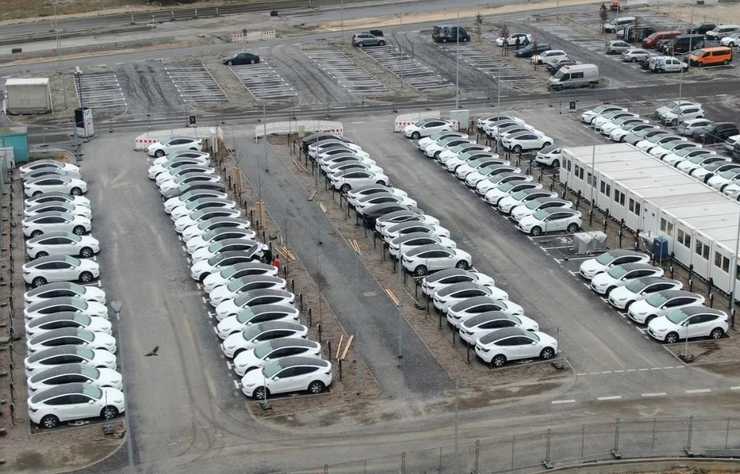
[628,198,635,212]
[634,202,641,216]
[613,190,625,206]
[666,221,673,235]
[715,251,722,268]
[723,256,730,273]
[677,229,684,245]
[684,233,691,249]
[695,240,703,257]
[660,218,666,231]
[600,181,606,194]
[566,159,571,171]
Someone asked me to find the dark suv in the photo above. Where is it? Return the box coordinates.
[686,23,716,35]
[693,122,739,144]
[432,25,470,43]
[515,42,552,58]
[222,52,260,65]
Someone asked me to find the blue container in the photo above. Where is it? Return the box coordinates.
[0,126,29,163]
[652,235,669,260]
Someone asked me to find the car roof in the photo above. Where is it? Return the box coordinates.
[26,175,73,184]
[27,344,93,362]
[187,197,233,207]
[30,327,91,344]
[463,311,517,327]
[234,289,292,306]
[531,197,568,206]
[538,207,577,216]
[27,255,77,266]
[26,281,79,296]
[436,282,486,297]
[219,261,275,275]
[28,363,92,383]
[238,304,297,317]
[631,276,677,286]
[363,203,407,216]
[424,268,469,283]
[265,338,318,350]
[27,297,85,312]
[28,312,90,328]
[613,262,659,272]
[29,211,74,219]
[378,210,422,221]
[275,356,329,368]
[244,321,304,333]
[212,237,259,248]
[479,327,530,344]
[450,296,504,311]
[203,226,253,240]
[388,221,433,232]
[678,306,726,317]
[30,383,94,403]
[405,244,452,257]
[207,250,258,265]
[27,232,80,244]
[227,275,283,290]
[654,290,699,299]
[392,232,440,245]
[197,217,249,229]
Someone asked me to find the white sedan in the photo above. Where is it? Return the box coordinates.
[26,364,122,394]
[647,306,728,343]
[23,212,91,238]
[401,245,472,277]
[25,192,90,209]
[432,283,509,313]
[24,202,91,220]
[215,304,299,339]
[331,170,390,193]
[22,256,99,287]
[497,189,557,214]
[209,275,287,307]
[403,119,454,139]
[24,282,107,306]
[422,269,494,296]
[181,218,250,243]
[170,198,238,222]
[26,232,99,259]
[24,297,109,321]
[24,176,87,198]
[174,208,242,234]
[447,297,525,327]
[346,185,408,207]
[474,328,557,367]
[578,249,650,280]
[147,137,203,158]
[27,328,116,354]
[151,151,210,167]
[20,160,80,178]
[459,312,539,345]
[220,322,308,358]
[517,208,581,236]
[510,198,572,223]
[190,238,266,264]
[232,339,321,377]
[159,174,222,198]
[203,262,279,294]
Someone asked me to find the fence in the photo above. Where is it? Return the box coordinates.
[308,416,740,473]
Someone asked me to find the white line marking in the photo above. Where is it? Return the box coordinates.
[663,366,675,370]
[638,368,649,371]
[541,245,572,250]
[576,372,586,376]
[641,392,667,397]
[626,369,637,372]
[730,386,740,391]
[600,370,612,374]
[613,369,624,373]
[685,388,711,394]
[551,399,576,404]
[650,367,661,371]
[597,395,622,401]
[233,380,240,389]
[201,296,208,304]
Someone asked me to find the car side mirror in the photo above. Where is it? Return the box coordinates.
[88,400,95,404]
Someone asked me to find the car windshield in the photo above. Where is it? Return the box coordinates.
[254,342,274,359]
[596,252,616,265]
[666,309,688,324]
[525,200,542,210]
[236,307,256,323]
[625,279,648,293]
[533,209,548,221]
[607,266,628,279]
[646,293,669,307]
[83,385,102,399]
[263,359,285,378]
[81,366,99,379]
[497,182,516,192]
[511,190,529,200]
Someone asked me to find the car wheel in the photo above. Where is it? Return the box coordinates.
[552,159,560,168]
[79,271,93,283]
[542,142,552,149]
[155,150,165,158]
[226,61,232,65]
[530,226,542,236]
[711,328,725,340]
[341,184,350,193]
[411,132,420,139]
[41,414,59,429]
[35,251,48,258]
[665,332,679,344]
[233,348,245,358]
[491,354,507,368]
[308,380,326,394]
[31,230,42,238]
[378,40,386,46]
[644,315,657,326]
[101,406,119,420]
[70,187,82,196]
[455,260,469,270]
[376,180,386,185]
[513,145,522,154]
[540,347,555,360]
[80,247,94,258]
[32,191,42,197]
[414,265,427,277]
[252,386,269,400]
[604,286,616,297]
[567,223,579,233]
[624,300,635,312]
[32,276,47,288]
[73,225,86,235]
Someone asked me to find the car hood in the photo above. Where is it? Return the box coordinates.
[629,298,654,315]
[579,259,605,276]
[591,272,618,287]
[647,316,675,333]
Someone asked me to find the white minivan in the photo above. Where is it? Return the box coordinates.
[548,64,599,91]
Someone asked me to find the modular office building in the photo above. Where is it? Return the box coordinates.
[561,143,740,298]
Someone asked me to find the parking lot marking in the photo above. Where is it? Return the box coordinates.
[75,71,128,111]
[641,392,667,398]
[207,312,214,320]
[551,399,576,404]
[685,388,711,394]
[731,386,740,391]
[233,380,240,390]
[362,43,452,92]
[163,60,227,104]
[229,61,297,102]
[596,395,622,401]
[304,46,387,96]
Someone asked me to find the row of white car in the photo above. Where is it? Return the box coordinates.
[148,142,334,400]
[17,160,125,430]
[578,249,729,344]
[582,103,740,197]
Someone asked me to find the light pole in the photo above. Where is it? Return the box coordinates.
[455,10,461,110]
[731,211,740,329]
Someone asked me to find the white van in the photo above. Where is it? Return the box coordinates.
[548,64,599,91]
[604,16,636,33]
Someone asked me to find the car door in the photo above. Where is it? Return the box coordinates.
[427,250,453,271]
[498,336,527,360]
[36,261,64,279]
[661,297,694,315]
[543,212,564,232]
[53,236,78,255]
[271,367,299,393]
[62,393,95,420]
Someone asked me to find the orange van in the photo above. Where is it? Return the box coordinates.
[689,47,733,66]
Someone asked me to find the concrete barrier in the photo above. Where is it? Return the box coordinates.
[254,120,343,140]
[394,111,440,133]
[134,127,219,151]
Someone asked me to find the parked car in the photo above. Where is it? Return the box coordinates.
[191,238,266,264]
[649,56,688,73]
[215,304,300,340]
[359,203,414,228]
[232,338,321,376]
[209,275,287,307]
[547,57,577,74]
[446,296,525,327]
[676,154,728,174]
[660,104,704,126]
[151,150,210,167]
[20,160,80,178]
[375,210,438,234]
[661,146,713,167]
[24,202,91,220]
[647,306,728,343]
[25,312,111,339]
[352,32,386,47]
[24,345,116,377]
[694,123,739,144]
[484,182,541,206]
[686,23,716,35]
[331,169,390,193]
[432,25,470,43]
[27,328,116,355]
[548,64,599,90]
[421,269,495,297]
[404,119,454,139]
[476,172,531,196]
[27,383,124,429]
[149,157,211,181]
[705,25,740,41]
[627,290,705,324]
[459,312,539,345]
[515,42,551,58]
[533,49,567,65]
[181,217,251,243]
[389,232,456,259]
[24,296,108,322]
[642,31,681,49]
[223,51,260,65]
[579,249,650,280]
[26,232,99,259]
[202,261,278,294]
[622,48,651,62]
[677,118,714,137]
[511,197,572,223]
[610,123,657,143]
[147,137,202,158]
[24,282,106,306]
[22,255,99,287]
[24,176,87,198]
[688,47,733,67]
[607,277,683,310]
[691,161,740,182]
[401,244,471,276]
[535,146,561,167]
[503,133,553,153]
[215,289,295,321]
[589,263,665,296]
[432,283,508,313]
[159,174,222,198]
[517,208,582,236]
[474,327,558,367]
[185,227,258,254]
[27,364,121,394]
[190,249,263,282]
[240,356,331,399]
[720,33,740,48]
[663,34,705,54]
[495,33,531,47]
[606,40,632,54]
[603,16,636,33]
[24,192,90,209]
[221,321,308,358]
[170,198,238,222]
[497,189,557,214]
[581,105,626,125]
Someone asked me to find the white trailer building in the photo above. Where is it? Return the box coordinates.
[5,78,53,114]
[561,143,740,298]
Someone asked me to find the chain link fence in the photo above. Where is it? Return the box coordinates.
[307,416,740,473]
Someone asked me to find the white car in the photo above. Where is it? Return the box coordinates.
[497,189,557,214]
[240,356,332,399]
[159,174,222,198]
[354,193,417,212]
[707,168,740,190]
[474,327,557,367]
[459,312,539,345]
[26,313,112,338]
[627,290,705,325]
[20,160,80,178]
[170,198,238,222]
[26,364,122,394]
[322,160,382,179]
[190,250,263,282]
[26,232,99,259]
[447,296,525,328]
[375,211,438,234]
[452,156,506,178]
[677,118,713,137]
[475,173,531,196]
[24,176,87,198]
[651,141,701,161]
[495,33,531,47]
[25,346,117,378]
[308,141,363,159]
[676,155,728,175]
[589,263,664,296]
[510,198,572,223]
[181,217,250,243]
[346,185,408,207]
[24,192,90,209]
[24,202,91,220]
[692,162,740,182]
[601,117,647,137]
[423,137,471,159]
[432,283,508,313]
[401,244,471,277]
[155,165,216,188]
[622,48,650,62]
[610,123,657,143]
[202,262,278,294]
[706,24,740,41]
[483,181,540,206]
[535,147,561,167]
[148,157,211,180]
[388,233,456,258]
[215,289,295,321]
[581,105,626,125]
[421,269,495,296]
[147,137,203,158]
[190,238,265,264]
[660,105,704,126]
[536,49,567,66]
[607,277,683,310]
[725,135,740,153]
[437,144,490,166]
[209,275,286,307]
[578,249,650,280]
[24,297,108,321]
[27,328,116,354]
[647,306,728,343]
[24,282,107,306]
[382,221,450,241]
[720,33,740,47]
[173,208,242,234]
[232,338,321,377]
[417,132,467,151]
[27,384,124,429]
[151,150,210,167]
[185,227,257,254]
[331,169,390,192]
[317,148,371,163]
[215,304,299,339]
[23,256,99,287]
[163,189,228,214]
[664,148,715,167]
[23,212,91,238]
[517,208,581,236]
[221,321,308,358]
[403,119,454,139]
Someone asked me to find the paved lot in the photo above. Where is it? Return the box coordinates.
[303,44,388,96]
[362,41,453,93]
[229,61,298,102]
[75,71,127,112]
[115,60,185,115]
[163,61,228,105]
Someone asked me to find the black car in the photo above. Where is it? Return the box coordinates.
[694,123,739,144]
[547,58,577,74]
[432,25,470,43]
[223,52,260,66]
[361,203,414,228]
[731,142,740,161]
[514,42,551,58]
[686,23,716,35]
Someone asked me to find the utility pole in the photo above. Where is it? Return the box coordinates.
[455,9,461,110]
[731,211,740,328]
